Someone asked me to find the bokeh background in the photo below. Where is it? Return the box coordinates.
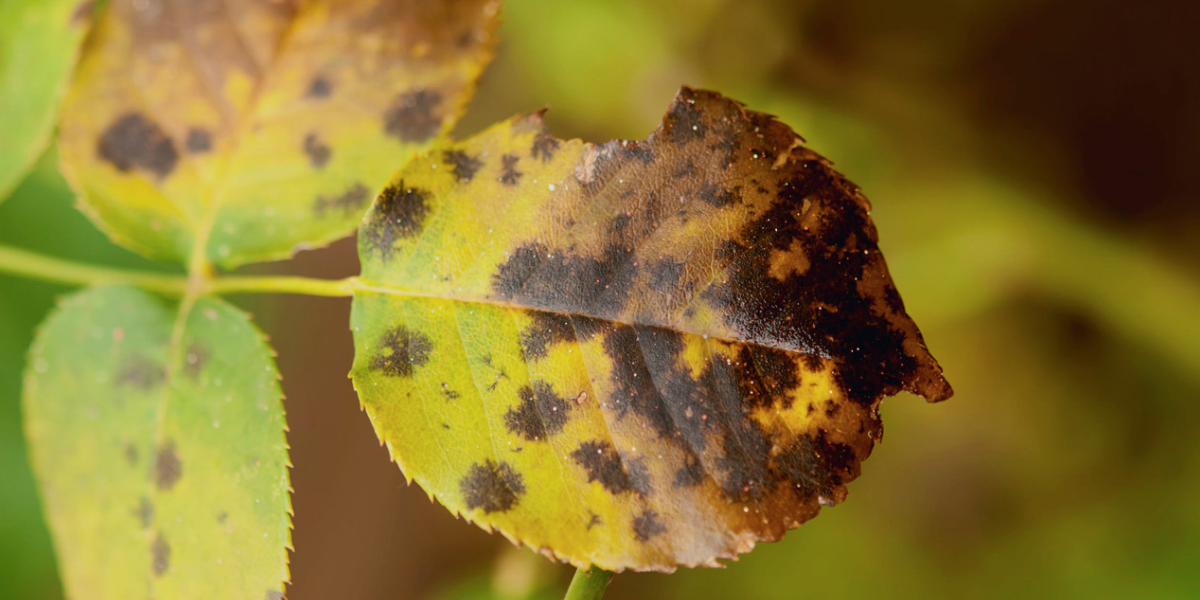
[3,0,1199,598]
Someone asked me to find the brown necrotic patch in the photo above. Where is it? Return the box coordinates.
[499,154,523,186]
[632,509,667,542]
[444,149,482,182]
[698,182,740,207]
[774,431,859,503]
[504,380,571,441]
[490,244,636,318]
[363,181,430,260]
[460,459,526,513]
[97,113,178,178]
[151,533,170,576]
[570,440,652,496]
[117,355,164,390]
[531,130,560,162]
[303,132,332,168]
[314,183,370,218]
[369,325,433,377]
[185,128,212,153]
[306,76,332,99]
[155,441,182,491]
[384,89,443,142]
[519,312,575,361]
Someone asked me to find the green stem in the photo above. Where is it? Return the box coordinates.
[564,568,613,600]
[208,274,357,297]
[0,243,188,295]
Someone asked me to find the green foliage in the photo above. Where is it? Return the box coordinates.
[0,0,91,200]
[24,286,290,600]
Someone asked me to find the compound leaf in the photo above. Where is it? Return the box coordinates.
[0,0,93,201]
[58,0,500,267]
[24,286,290,599]
[350,87,953,571]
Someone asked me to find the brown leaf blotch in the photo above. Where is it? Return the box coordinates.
[306,76,332,99]
[97,113,178,178]
[632,510,667,542]
[504,380,572,441]
[461,459,526,513]
[154,441,181,491]
[185,128,212,153]
[531,130,560,162]
[369,325,433,377]
[303,133,332,168]
[444,149,482,182]
[384,89,443,142]
[117,355,164,390]
[363,181,430,259]
[519,312,576,361]
[499,154,523,186]
[151,533,170,577]
[314,182,370,218]
[570,440,652,496]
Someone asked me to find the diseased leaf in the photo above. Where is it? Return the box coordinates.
[58,0,500,267]
[23,286,290,599]
[349,87,953,571]
[0,0,93,201]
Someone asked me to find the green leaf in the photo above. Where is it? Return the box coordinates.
[0,0,93,201]
[23,286,290,600]
[57,0,501,267]
[349,87,953,571]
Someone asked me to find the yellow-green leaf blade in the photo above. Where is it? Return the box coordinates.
[58,0,500,267]
[24,286,290,599]
[351,87,953,571]
[0,0,92,201]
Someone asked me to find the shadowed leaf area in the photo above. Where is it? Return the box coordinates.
[23,286,290,600]
[349,87,952,572]
[57,0,500,268]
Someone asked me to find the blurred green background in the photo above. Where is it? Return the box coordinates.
[3,0,1199,598]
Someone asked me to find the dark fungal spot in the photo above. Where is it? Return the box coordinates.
[97,113,178,178]
[491,243,546,300]
[183,343,207,379]
[587,512,603,530]
[711,136,739,168]
[632,509,667,542]
[155,441,182,491]
[531,131,560,162]
[125,443,138,465]
[151,534,170,576]
[674,456,705,488]
[774,431,858,502]
[363,181,429,260]
[185,128,212,153]
[570,440,652,496]
[441,382,461,401]
[504,380,572,441]
[314,182,370,217]
[369,325,433,377]
[499,154,523,186]
[491,243,637,318]
[443,149,482,182]
[674,160,696,178]
[117,355,164,390]
[702,163,918,407]
[519,312,575,361]
[303,132,332,168]
[666,101,708,143]
[384,89,442,142]
[460,460,526,513]
[306,76,332,99]
[649,259,684,291]
[802,354,824,372]
[135,496,153,528]
[698,182,740,207]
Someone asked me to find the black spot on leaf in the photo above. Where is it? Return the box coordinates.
[774,431,858,502]
[97,113,178,178]
[155,441,181,491]
[674,456,705,488]
[519,312,575,360]
[306,76,332,99]
[666,101,708,143]
[117,356,164,390]
[632,509,667,542]
[303,132,332,168]
[570,440,652,496]
[461,460,526,513]
[491,243,547,300]
[531,131,560,162]
[504,380,572,441]
[494,245,637,318]
[151,534,170,576]
[363,181,429,259]
[499,154,523,186]
[185,128,211,153]
[698,182,740,207]
[314,182,370,217]
[444,149,482,182]
[649,260,684,290]
[369,325,433,377]
[384,89,442,142]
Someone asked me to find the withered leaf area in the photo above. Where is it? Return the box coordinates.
[350,87,953,572]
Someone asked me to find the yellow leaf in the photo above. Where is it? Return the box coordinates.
[349,88,953,572]
[58,0,500,267]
